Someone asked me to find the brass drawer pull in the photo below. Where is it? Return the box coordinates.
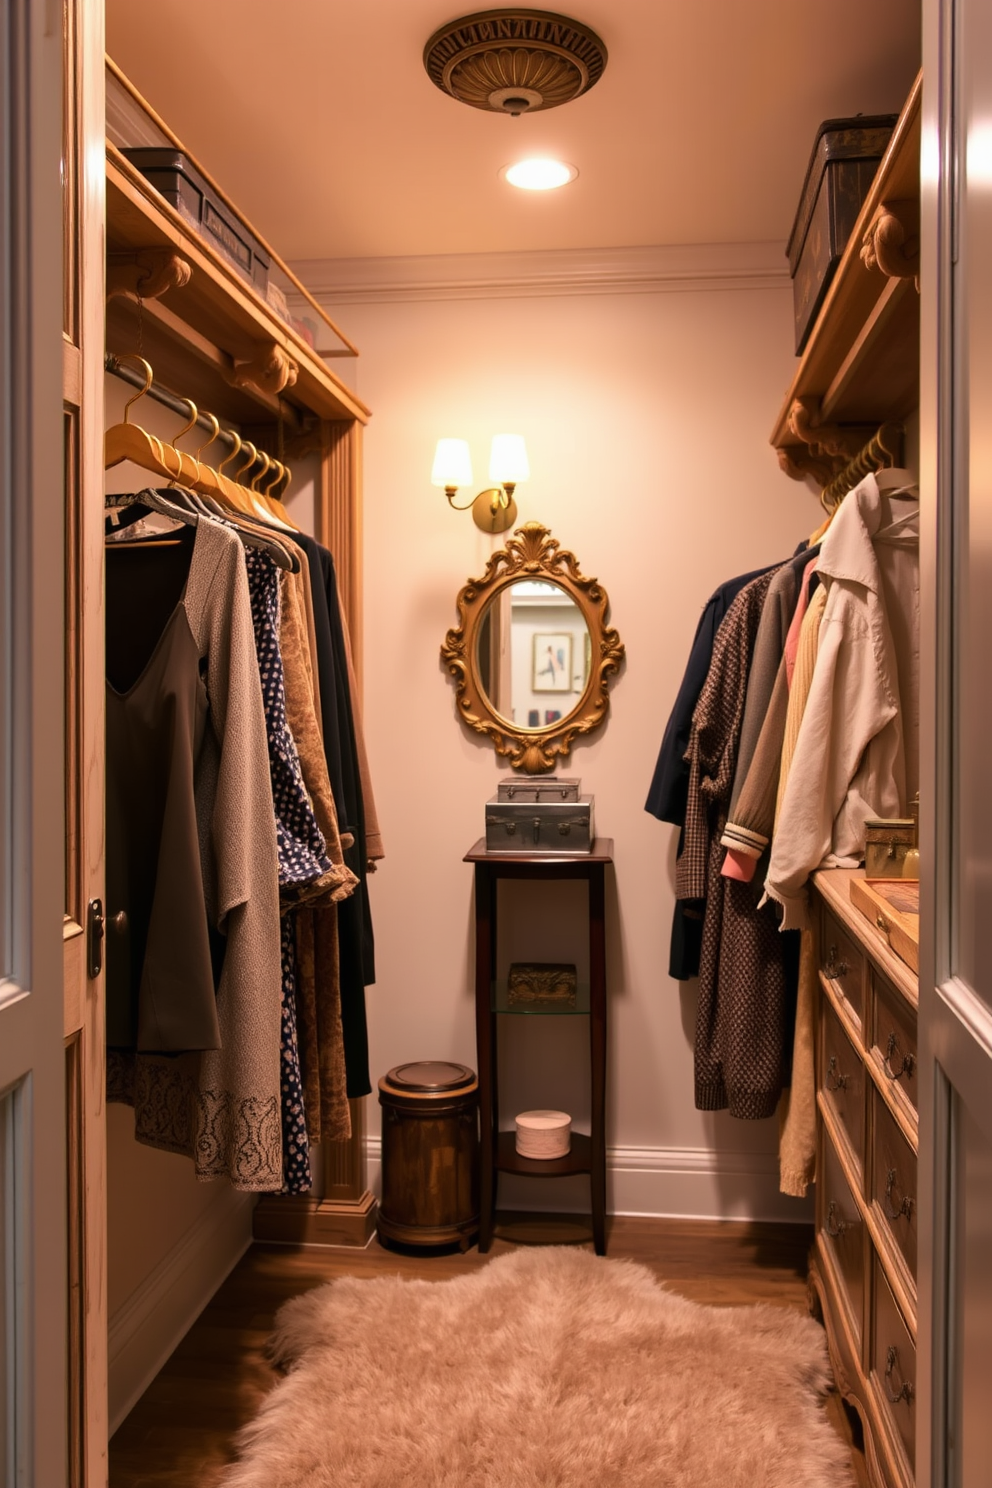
[825,1200,849,1239]
[883,1031,915,1082]
[885,1345,914,1405]
[825,1055,849,1092]
[884,1168,915,1222]
[825,945,850,980]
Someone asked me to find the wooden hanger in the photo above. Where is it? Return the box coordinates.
[104,355,183,483]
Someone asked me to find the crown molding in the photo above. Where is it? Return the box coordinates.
[288,241,790,307]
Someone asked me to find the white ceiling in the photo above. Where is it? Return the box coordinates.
[105,0,921,263]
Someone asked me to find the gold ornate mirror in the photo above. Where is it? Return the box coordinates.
[441,523,625,772]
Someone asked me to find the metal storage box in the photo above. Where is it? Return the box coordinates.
[485,794,594,853]
[122,147,270,294]
[496,776,580,803]
[786,114,897,354]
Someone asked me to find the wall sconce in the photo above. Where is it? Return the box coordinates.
[431,434,529,534]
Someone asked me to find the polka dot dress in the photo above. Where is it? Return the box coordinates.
[246,549,332,1193]
[246,548,333,892]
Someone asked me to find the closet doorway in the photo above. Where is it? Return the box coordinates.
[919,0,992,1479]
[0,1,80,1483]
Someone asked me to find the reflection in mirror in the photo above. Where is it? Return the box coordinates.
[477,581,592,730]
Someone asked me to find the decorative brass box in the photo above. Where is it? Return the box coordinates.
[864,818,917,878]
[507,962,577,1007]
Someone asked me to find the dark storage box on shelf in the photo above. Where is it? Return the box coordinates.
[787,114,897,354]
[122,147,270,294]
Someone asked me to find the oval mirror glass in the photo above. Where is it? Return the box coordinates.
[474,579,592,731]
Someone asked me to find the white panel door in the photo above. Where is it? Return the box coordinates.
[919,1,992,1483]
[0,1,70,1484]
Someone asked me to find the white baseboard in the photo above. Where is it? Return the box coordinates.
[365,1138,812,1226]
[108,1191,255,1436]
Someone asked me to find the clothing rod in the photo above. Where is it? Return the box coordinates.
[104,356,291,474]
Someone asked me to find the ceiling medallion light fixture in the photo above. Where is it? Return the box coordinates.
[423,9,607,117]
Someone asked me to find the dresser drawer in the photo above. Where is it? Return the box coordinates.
[820,909,866,1028]
[871,970,918,1120]
[871,1086,918,1287]
[871,1250,917,1476]
[820,994,865,1183]
[818,1124,865,1353]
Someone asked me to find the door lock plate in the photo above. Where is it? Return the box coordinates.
[86,898,105,980]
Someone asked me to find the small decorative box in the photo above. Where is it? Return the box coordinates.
[864,817,917,878]
[515,1110,571,1160]
[507,962,577,1008]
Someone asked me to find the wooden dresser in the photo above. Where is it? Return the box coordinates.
[810,869,918,1488]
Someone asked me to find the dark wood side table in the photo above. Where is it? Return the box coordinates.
[464,836,613,1256]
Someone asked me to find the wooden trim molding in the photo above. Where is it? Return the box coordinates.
[317,420,364,689]
[288,241,791,308]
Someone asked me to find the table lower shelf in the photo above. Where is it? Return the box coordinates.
[495,1130,592,1178]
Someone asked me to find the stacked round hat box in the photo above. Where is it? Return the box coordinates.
[515,1109,571,1159]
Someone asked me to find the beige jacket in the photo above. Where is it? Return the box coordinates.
[763,473,919,930]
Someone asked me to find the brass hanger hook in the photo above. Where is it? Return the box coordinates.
[172,398,199,453]
[262,459,285,498]
[250,450,272,492]
[217,430,243,477]
[118,354,155,425]
[235,440,258,484]
[196,411,222,464]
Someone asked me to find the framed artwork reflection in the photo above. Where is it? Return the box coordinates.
[532,633,572,692]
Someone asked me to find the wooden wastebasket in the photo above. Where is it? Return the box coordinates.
[377,1061,479,1251]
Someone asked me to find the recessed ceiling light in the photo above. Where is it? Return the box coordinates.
[502,158,578,192]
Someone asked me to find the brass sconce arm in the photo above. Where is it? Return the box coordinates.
[445,482,518,533]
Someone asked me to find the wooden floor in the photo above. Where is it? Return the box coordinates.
[109,1213,866,1487]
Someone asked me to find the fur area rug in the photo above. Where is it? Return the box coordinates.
[219,1247,854,1488]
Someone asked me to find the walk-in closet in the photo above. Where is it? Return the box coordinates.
[1,1,990,1485]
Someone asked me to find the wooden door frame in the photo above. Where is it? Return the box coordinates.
[0,2,71,1482]
[62,0,108,1481]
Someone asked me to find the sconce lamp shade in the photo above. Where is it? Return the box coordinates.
[489,434,529,486]
[432,438,473,488]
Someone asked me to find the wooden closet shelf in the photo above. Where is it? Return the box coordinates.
[771,72,922,461]
[495,1130,593,1178]
[106,296,305,430]
[106,145,370,426]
